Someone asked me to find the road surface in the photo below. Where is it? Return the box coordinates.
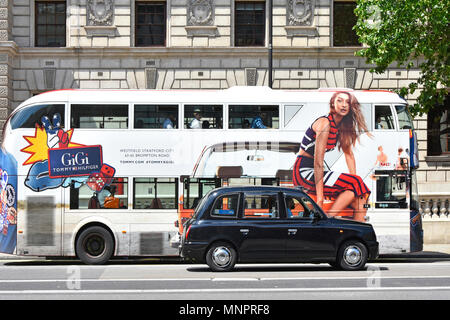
[0,256,449,301]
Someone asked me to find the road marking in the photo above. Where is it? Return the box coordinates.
[0,286,450,295]
[0,275,449,283]
[211,278,260,282]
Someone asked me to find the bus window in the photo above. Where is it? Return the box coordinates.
[228,177,278,187]
[374,171,408,209]
[70,178,128,209]
[134,105,178,129]
[184,105,223,129]
[133,178,178,209]
[395,105,413,129]
[71,104,128,129]
[360,103,373,131]
[229,105,279,129]
[10,104,65,129]
[374,105,394,130]
[284,105,304,127]
[183,178,220,209]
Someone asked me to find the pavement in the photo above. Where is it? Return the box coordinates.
[0,244,449,261]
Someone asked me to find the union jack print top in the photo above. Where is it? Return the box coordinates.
[300,114,339,157]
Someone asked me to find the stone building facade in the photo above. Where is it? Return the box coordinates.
[0,0,448,221]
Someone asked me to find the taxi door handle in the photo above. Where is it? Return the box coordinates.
[288,229,298,235]
[240,229,250,234]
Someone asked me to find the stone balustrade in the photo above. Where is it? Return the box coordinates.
[420,197,450,220]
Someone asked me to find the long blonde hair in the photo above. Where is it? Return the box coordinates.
[329,91,371,153]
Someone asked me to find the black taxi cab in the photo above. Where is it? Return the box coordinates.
[180,186,378,271]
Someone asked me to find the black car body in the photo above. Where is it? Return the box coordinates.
[180,186,378,271]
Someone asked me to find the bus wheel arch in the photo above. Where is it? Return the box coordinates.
[75,222,116,265]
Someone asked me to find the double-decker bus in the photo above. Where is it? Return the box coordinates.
[0,86,422,264]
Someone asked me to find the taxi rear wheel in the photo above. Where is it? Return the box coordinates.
[205,242,237,272]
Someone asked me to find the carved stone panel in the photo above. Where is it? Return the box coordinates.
[287,0,315,26]
[187,0,214,26]
[87,0,115,26]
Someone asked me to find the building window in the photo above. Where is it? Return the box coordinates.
[428,95,450,156]
[333,1,360,46]
[235,1,265,47]
[135,2,166,46]
[35,1,66,47]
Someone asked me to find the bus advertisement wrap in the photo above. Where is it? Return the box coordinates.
[0,87,422,260]
[21,117,117,195]
[0,149,17,254]
[48,145,103,178]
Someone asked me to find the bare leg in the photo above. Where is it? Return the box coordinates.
[327,190,355,217]
[349,196,367,222]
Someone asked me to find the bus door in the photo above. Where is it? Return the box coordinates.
[177,167,280,233]
[372,170,410,253]
[17,175,63,256]
[178,177,220,233]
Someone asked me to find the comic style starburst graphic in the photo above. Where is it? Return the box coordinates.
[20,125,83,166]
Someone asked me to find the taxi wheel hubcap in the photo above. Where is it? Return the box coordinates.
[212,247,232,267]
[343,245,362,266]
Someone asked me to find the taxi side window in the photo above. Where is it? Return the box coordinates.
[211,194,239,218]
[243,193,279,219]
[284,195,314,219]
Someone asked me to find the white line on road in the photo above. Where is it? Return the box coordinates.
[211,278,260,282]
[0,275,449,283]
[0,286,450,295]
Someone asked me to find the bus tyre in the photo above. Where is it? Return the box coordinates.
[76,226,114,265]
[336,240,368,271]
[206,242,237,272]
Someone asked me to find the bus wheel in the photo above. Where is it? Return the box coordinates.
[336,240,368,271]
[76,226,114,265]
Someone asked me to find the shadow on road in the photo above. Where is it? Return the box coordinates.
[3,256,184,266]
[377,251,450,263]
[186,264,390,273]
[3,251,450,267]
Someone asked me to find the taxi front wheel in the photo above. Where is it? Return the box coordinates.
[336,240,368,271]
